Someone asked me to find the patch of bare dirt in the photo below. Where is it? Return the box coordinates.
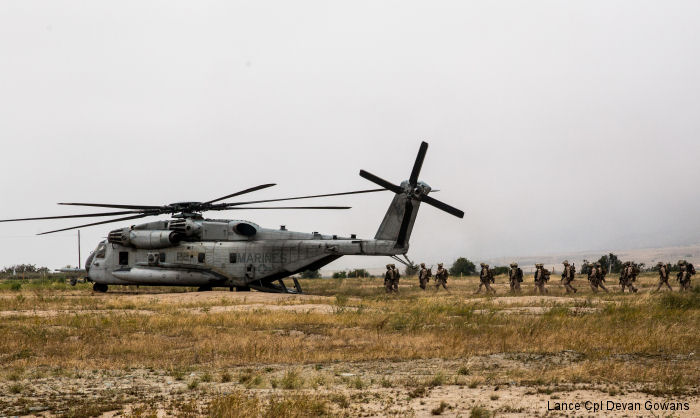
[1,357,697,417]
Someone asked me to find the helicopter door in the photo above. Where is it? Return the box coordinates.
[245,264,255,280]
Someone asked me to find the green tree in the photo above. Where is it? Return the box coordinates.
[300,269,320,279]
[491,266,509,276]
[450,258,476,276]
[597,253,623,274]
[332,271,347,279]
[347,269,369,278]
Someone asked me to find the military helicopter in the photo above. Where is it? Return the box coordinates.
[0,142,463,293]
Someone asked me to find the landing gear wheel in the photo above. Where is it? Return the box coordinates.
[197,286,213,292]
[93,283,108,293]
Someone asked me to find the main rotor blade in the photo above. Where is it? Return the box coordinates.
[222,188,386,207]
[359,170,403,194]
[59,202,162,210]
[409,141,429,186]
[0,210,144,223]
[225,206,351,210]
[204,183,277,205]
[37,213,150,235]
[421,195,465,218]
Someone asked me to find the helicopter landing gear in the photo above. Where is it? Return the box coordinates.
[197,286,213,292]
[92,283,108,293]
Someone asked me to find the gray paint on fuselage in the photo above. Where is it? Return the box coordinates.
[87,221,405,288]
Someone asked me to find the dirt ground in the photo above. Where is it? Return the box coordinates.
[3,358,697,417]
[0,280,698,417]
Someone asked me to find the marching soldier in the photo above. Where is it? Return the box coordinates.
[561,260,577,294]
[654,261,672,292]
[677,260,695,291]
[477,263,496,294]
[508,262,523,293]
[589,262,609,293]
[418,263,431,290]
[619,261,638,293]
[390,264,400,293]
[384,264,397,293]
[434,263,449,290]
[534,263,549,294]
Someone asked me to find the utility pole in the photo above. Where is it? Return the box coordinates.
[78,230,81,269]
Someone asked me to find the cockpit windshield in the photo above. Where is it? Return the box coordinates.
[95,241,106,258]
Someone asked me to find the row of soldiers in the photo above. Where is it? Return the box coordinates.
[386,263,450,293]
[504,260,695,293]
[395,260,695,293]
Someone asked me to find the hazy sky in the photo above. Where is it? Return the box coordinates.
[1,1,699,270]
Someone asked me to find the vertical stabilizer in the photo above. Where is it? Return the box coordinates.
[359,141,464,249]
[375,193,421,248]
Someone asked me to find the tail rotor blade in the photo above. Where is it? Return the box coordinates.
[359,170,403,194]
[421,195,464,218]
[409,141,428,186]
[395,199,414,247]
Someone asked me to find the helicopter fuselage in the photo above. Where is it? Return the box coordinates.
[86,218,405,292]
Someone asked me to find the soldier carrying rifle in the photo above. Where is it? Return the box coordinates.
[654,261,672,292]
[477,263,496,294]
[418,263,432,290]
[509,262,523,293]
[561,260,577,294]
[677,260,696,292]
[619,261,639,293]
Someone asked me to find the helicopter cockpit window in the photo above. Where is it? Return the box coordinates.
[95,242,106,259]
[119,251,129,266]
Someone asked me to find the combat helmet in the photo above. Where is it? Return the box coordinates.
[437,263,443,268]
[563,260,569,265]
[420,263,425,268]
[510,262,518,267]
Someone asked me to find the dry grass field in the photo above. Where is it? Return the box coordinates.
[0,273,698,417]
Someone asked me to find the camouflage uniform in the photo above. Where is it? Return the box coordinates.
[619,261,638,293]
[390,264,400,293]
[677,260,695,291]
[477,263,495,294]
[561,260,577,294]
[654,262,672,292]
[434,263,448,290]
[418,263,431,290]
[384,264,394,293]
[589,262,609,293]
[534,263,549,294]
[508,262,523,293]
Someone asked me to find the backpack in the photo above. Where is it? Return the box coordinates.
[688,263,696,275]
[517,268,523,282]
